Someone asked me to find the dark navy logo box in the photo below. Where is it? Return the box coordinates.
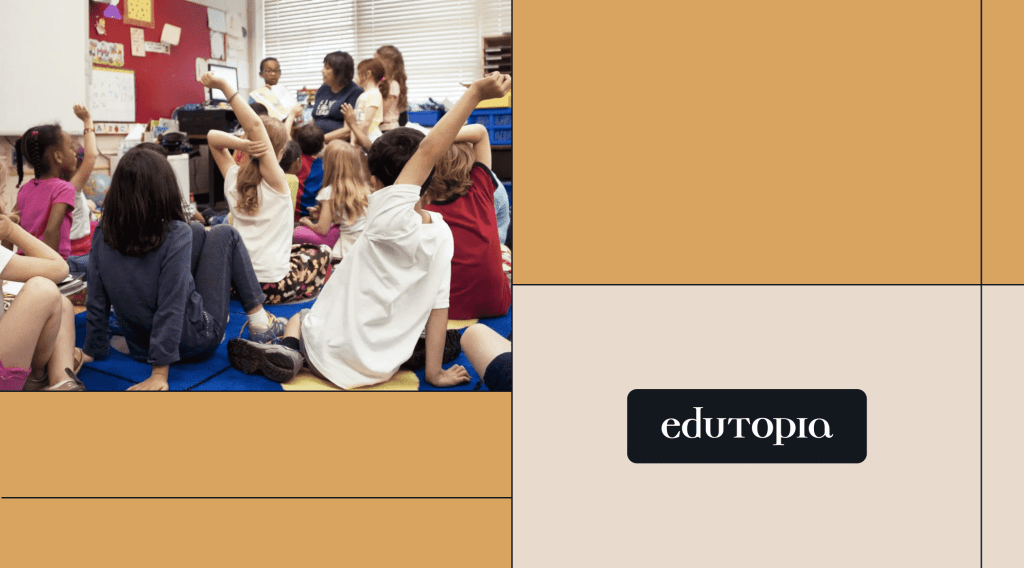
[627,389,866,464]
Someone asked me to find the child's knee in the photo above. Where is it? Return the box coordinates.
[61,296,74,316]
[20,277,61,306]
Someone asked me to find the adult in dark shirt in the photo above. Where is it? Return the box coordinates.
[313,51,364,143]
[82,148,280,391]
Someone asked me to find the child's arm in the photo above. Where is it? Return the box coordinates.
[0,214,68,283]
[284,105,302,138]
[42,203,69,253]
[297,199,335,236]
[207,130,265,177]
[69,104,98,190]
[423,308,471,387]
[395,73,511,187]
[200,73,289,194]
[341,103,371,151]
[454,123,492,170]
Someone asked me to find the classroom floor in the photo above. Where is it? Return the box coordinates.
[72,304,508,391]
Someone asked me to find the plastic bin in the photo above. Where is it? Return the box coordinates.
[469,109,512,146]
[408,110,445,126]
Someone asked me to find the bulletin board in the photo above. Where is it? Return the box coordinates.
[89,0,211,124]
[89,67,137,123]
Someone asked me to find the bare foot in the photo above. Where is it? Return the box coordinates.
[127,375,169,391]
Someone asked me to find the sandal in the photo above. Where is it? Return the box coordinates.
[42,368,86,392]
[73,347,84,375]
[24,349,86,391]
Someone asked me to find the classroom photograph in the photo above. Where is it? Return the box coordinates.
[0,0,512,392]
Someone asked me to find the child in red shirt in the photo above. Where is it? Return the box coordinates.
[423,124,511,320]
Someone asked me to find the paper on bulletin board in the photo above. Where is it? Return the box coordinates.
[145,42,170,54]
[226,57,249,89]
[130,28,146,57]
[210,31,225,60]
[226,35,246,51]
[226,12,244,38]
[89,66,135,123]
[161,24,182,46]
[207,8,227,33]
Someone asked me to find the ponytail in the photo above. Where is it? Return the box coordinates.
[15,125,64,187]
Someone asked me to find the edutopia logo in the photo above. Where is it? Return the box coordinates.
[660,406,833,447]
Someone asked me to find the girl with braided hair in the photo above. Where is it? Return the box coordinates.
[14,116,80,258]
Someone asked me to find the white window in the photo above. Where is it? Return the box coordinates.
[262,0,510,105]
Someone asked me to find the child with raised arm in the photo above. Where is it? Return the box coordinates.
[423,124,511,319]
[227,72,512,388]
[66,104,99,274]
[201,73,331,305]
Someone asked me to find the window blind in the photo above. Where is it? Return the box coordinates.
[263,0,511,104]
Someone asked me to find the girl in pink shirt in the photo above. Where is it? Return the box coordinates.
[14,120,82,258]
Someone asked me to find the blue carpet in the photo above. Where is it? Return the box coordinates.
[74,298,511,392]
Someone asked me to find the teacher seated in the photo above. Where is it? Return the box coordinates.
[313,51,364,143]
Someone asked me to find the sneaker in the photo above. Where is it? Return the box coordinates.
[242,313,286,344]
[227,338,304,383]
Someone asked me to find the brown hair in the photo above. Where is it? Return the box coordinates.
[321,140,371,225]
[426,142,475,202]
[234,116,289,215]
[357,59,389,108]
[375,45,407,111]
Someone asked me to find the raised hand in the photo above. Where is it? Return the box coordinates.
[200,72,228,91]
[472,72,511,101]
[73,104,92,122]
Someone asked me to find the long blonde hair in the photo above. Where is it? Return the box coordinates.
[234,116,288,215]
[375,45,407,111]
[426,142,475,202]
[321,140,371,225]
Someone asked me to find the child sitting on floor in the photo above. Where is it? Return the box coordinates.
[82,147,283,391]
[201,72,331,305]
[226,72,513,388]
[293,140,371,259]
[293,123,326,221]
[423,124,511,320]
[0,175,83,390]
[66,105,99,273]
[14,119,81,257]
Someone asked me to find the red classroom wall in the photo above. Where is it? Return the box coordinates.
[89,0,212,124]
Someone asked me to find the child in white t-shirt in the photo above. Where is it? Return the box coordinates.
[227,72,513,388]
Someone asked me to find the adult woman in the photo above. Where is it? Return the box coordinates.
[312,51,364,143]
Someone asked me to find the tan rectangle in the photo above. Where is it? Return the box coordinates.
[0,498,510,567]
[516,1,979,284]
[983,1,1024,283]
[0,393,510,498]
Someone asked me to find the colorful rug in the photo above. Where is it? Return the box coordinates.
[74,298,511,392]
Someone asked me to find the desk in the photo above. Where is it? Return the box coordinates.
[186,134,226,209]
